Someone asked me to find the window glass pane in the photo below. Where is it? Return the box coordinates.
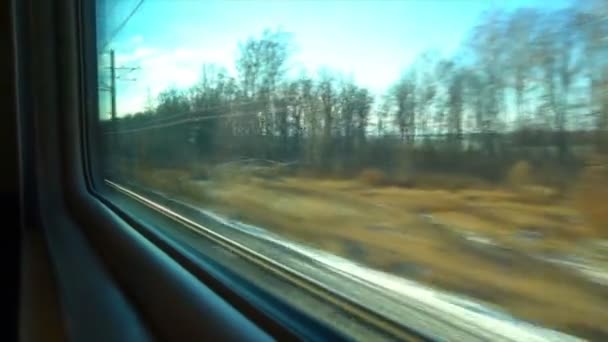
[96,0,608,340]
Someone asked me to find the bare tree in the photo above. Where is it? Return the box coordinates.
[318,70,337,169]
[236,29,292,137]
[437,60,465,146]
[507,9,540,126]
[393,73,416,143]
[470,10,508,155]
[354,86,373,165]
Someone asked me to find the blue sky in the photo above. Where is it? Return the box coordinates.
[97,0,573,117]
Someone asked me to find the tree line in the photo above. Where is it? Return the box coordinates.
[104,2,608,181]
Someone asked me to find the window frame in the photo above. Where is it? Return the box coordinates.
[83,0,426,338]
[17,0,429,339]
[14,0,343,340]
[19,0,601,340]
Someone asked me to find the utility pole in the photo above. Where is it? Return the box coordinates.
[110,49,117,122]
[101,50,140,120]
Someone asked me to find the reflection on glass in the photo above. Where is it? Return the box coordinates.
[97,0,608,339]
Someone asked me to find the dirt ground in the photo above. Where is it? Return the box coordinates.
[132,166,608,340]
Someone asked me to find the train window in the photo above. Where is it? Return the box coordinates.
[95,0,608,340]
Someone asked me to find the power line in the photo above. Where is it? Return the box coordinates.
[103,97,286,129]
[103,102,323,135]
[100,0,145,51]
[102,49,167,66]
[138,98,276,124]
[104,112,268,135]
[103,107,590,136]
[112,66,141,71]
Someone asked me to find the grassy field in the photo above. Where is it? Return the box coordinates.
[129,163,608,339]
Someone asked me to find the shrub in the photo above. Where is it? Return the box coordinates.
[189,163,210,180]
[135,167,190,193]
[507,160,533,187]
[409,173,488,190]
[331,161,349,178]
[209,162,254,183]
[391,174,416,188]
[359,168,386,186]
[517,185,560,204]
[575,161,608,235]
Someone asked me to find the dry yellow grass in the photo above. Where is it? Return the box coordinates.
[575,164,608,235]
[358,168,386,186]
[408,173,491,190]
[507,160,533,187]
[134,167,209,202]
[199,178,608,335]
[133,166,608,339]
[135,168,187,191]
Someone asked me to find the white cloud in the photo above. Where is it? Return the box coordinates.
[120,96,145,115]
[114,45,238,115]
[115,47,158,64]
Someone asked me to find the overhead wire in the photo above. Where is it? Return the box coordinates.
[103,101,324,135]
[100,0,145,51]
[106,95,309,127]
